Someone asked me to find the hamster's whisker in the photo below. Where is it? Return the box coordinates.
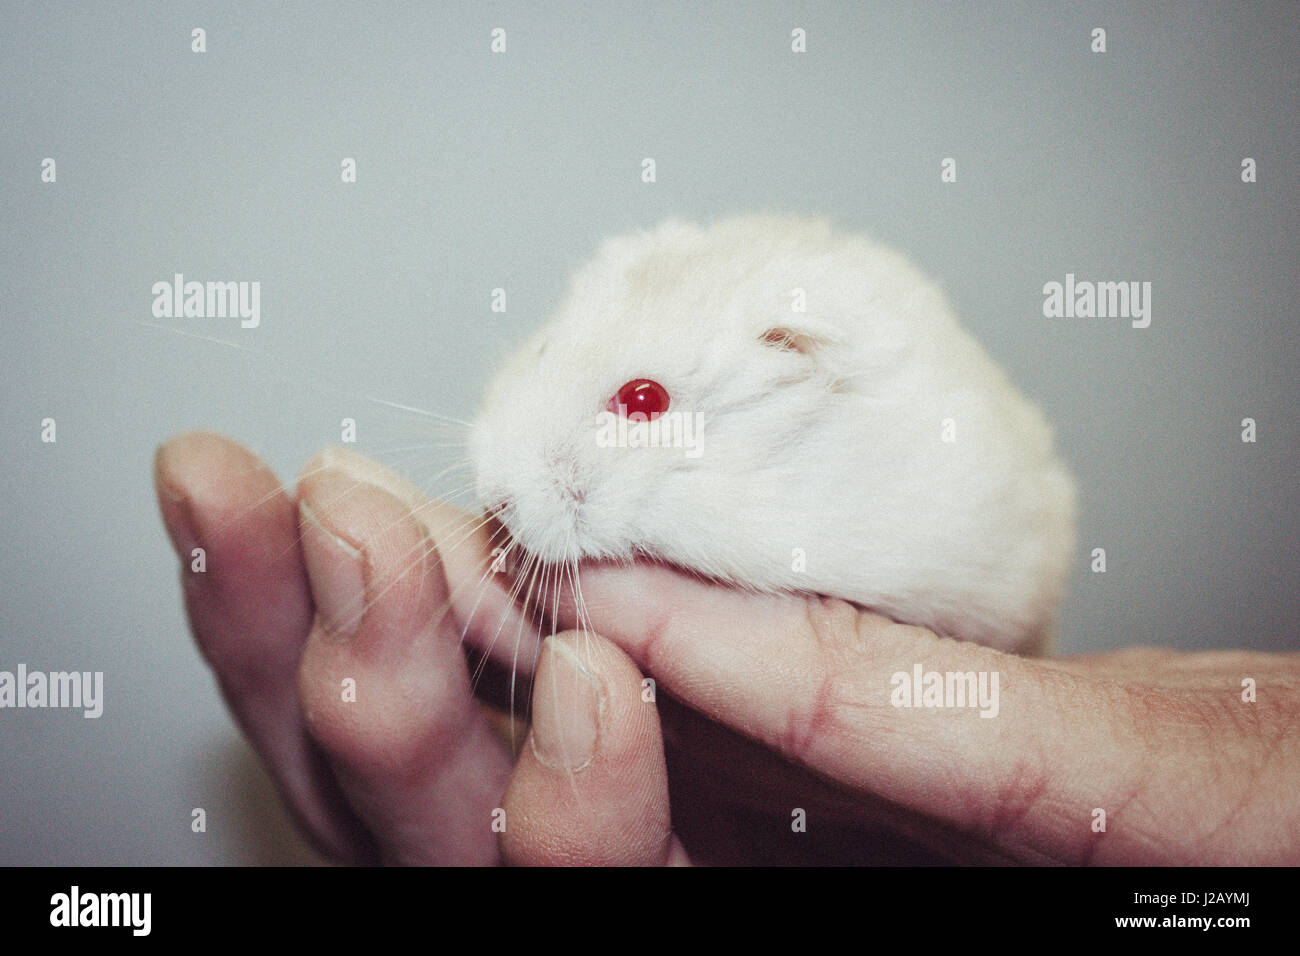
[308,499,495,644]
[410,461,476,492]
[133,318,473,428]
[280,468,409,564]
[507,550,548,746]
[466,537,534,679]
[461,537,530,690]
[554,548,593,803]
[408,503,497,567]
[186,456,392,556]
[203,448,461,567]
[343,441,468,460]
[347,509,499,626]
[289,455,456,541]
[569,556,595,654]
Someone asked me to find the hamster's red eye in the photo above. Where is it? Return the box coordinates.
[607,379,670,420]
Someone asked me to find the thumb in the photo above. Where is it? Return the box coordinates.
[556,562,1141,864]
[500,630,688,866]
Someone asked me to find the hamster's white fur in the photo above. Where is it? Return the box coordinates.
[471,217,1076,653]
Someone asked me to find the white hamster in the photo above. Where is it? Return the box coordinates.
[470,216,1076,654]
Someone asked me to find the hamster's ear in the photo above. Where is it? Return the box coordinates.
[759,326,823,356]
[758,319,852,385]
[758,316,845,357]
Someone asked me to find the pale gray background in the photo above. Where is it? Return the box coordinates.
[1,2,1296,865]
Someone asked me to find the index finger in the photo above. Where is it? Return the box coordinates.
[554,562,1154,864]
[306,445,542,673]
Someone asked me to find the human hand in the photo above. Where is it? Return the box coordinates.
[155,433,1300,864]
[550,560,1300,863]
[154,431,682,865]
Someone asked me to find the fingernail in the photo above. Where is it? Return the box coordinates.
[313,445,381,488]
[153,469,200,564]
[299,498,367,640]
[531,638,603,771]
